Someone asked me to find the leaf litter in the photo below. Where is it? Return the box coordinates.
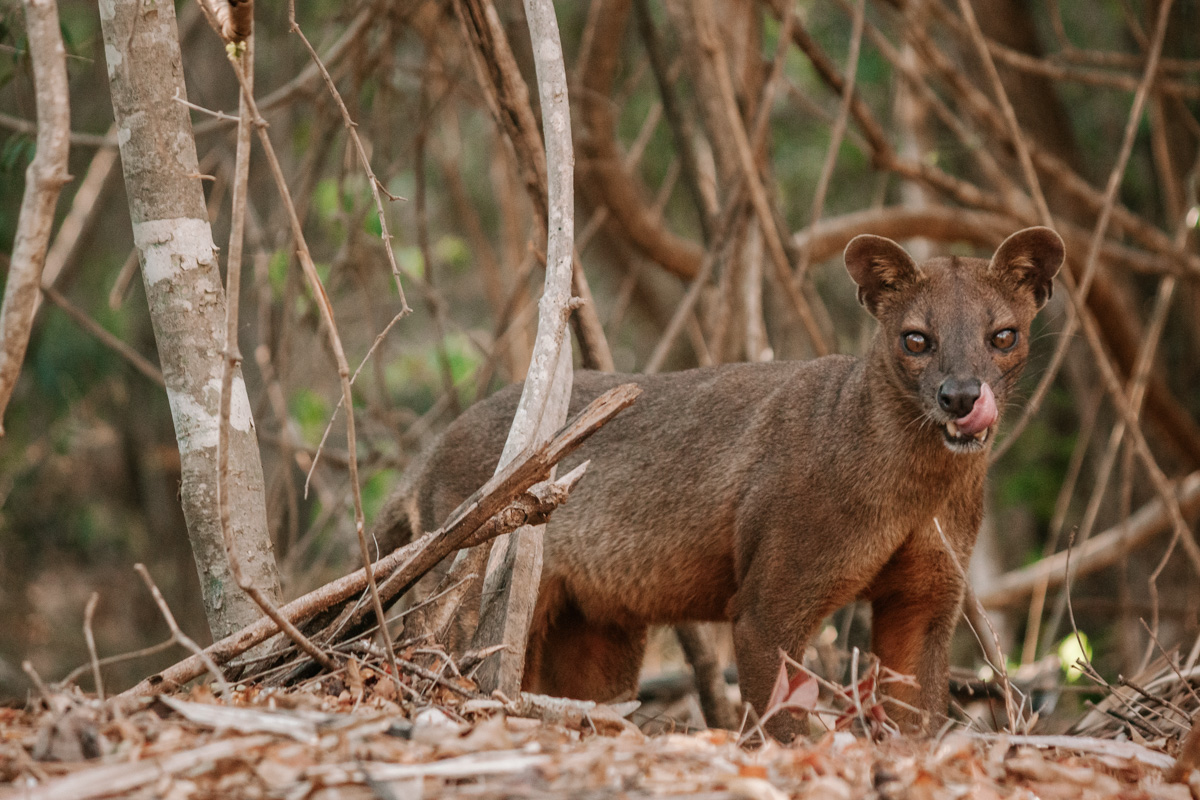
[4,648,1199,800]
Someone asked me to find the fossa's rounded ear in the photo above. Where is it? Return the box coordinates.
[989,227,1065,309]
[844,234,922,316]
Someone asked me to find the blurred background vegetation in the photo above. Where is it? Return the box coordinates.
[1,0,1198,729]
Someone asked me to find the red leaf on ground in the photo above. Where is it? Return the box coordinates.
[766,653,819,716]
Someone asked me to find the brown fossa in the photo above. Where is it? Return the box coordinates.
[376,227,1065,737]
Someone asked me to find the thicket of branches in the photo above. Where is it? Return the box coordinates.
[1,0,1199,718]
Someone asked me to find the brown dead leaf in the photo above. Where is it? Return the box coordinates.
[32,708,106,762]
[371,671,397,703]
[727,775,789,800]
[457,715,515,753]
[345,657,364,702]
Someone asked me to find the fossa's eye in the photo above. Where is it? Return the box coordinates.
[991,329,1018,351]
[902,332,931,354]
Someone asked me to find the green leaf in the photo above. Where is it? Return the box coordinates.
[1,134,35,173]
[312,179,342,223]
[435,235,470,272]
[1057,633,1092,683]
[290,388,330,443]
[268,249,290,294]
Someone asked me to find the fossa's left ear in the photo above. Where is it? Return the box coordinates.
[989,227,1065,309]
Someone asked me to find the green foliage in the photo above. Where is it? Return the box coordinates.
[290,388,331,444]
[312,178,346,226]
[32,308,122,415]
[268,249,290,294]
[397,244,424,278]
[363,210,383,238]
[361,468,398,523]
[385,332,482,413]
[995,386,1075,526]
[1058,632,1093,682]
[0,13,23,93]
[1,133,35,174]
[435,235,470,273]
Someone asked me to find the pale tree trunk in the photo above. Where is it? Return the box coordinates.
[470,0,576,697]
[99,0,280,639]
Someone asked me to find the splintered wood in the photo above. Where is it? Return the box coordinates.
[3,685,1197,800]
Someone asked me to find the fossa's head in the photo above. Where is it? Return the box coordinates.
[844,227,1064,454]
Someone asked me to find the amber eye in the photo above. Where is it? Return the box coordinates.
[902,332,930,354]
[991,329,1018,351]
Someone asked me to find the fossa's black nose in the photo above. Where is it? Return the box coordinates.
[938,377,981,418]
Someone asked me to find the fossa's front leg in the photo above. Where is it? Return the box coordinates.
[868,524,973,733]
[732,544,860,741]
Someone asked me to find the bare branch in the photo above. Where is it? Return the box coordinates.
[222,50,394,679]
[793,0,866,283]
[82,593,104,702]
[289,15,411,313]
[979,472,1200,609]
[577,0,705,280]
[133,564,232,701]
[39,285,165,387]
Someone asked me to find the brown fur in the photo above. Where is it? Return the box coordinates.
[378,228,1065,737]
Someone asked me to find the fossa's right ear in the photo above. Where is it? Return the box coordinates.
[844,235,922,316]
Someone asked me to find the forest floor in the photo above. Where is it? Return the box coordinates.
[2,661,1197,800]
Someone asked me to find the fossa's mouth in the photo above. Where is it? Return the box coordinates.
[942,421,989,449]
[939,382,997,453]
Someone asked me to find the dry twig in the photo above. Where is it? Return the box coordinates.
[133,564,232,701]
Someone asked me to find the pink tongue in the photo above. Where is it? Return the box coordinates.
[956,382,997,436]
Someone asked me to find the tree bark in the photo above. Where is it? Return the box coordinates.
[99,0,280,639]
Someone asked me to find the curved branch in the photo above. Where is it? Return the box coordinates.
[453,0,613,370]
[790,205,1200,279]
[576,0,705,279]
[979,472,1200,609]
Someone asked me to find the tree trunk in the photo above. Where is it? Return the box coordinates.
[99,0,280,639]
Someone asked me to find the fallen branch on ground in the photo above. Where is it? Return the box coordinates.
[113,384,640,705]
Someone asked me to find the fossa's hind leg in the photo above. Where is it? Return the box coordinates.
[525,600,647,702]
